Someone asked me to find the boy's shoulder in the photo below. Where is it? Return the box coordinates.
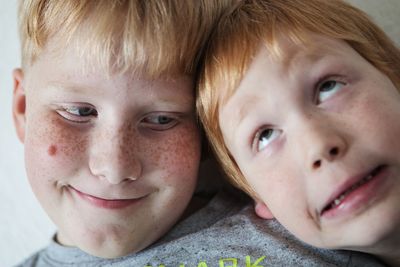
[139,187,386,267]
[16,188,387,267]
[15,248,45,267]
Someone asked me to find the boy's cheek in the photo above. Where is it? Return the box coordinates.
[24,115,88,175]
[155,124,201,182]
[347,88,400,156]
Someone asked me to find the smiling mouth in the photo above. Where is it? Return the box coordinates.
[69,186,145,209]
[320,165,385,215]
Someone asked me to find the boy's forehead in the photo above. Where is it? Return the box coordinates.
[220,35,351,119]
[29,67,194,96]
[24,38,194,103]
[266,34,350,72]
[29,32,193,83]
[214,34,345,104]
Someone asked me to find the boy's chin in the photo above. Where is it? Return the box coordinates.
[308,212,400,254]
[56,231,149,259]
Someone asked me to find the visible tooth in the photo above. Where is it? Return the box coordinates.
[327,168,379,213]
[329,170,378,211]
[332,194,346,207]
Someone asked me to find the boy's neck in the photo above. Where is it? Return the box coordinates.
[380,251,400,267]
[381,253,400,267]
[374,232,400,267]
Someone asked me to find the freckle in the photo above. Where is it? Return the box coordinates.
[48,145,57,156]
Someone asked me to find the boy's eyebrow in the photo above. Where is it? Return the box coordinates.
[44,81,195,106]
[284,40,345,72]
[231,95,259,129]
[45,81,95,94]
[230,48,330,128]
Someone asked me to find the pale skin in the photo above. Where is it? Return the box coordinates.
[12,36,201,258]
[219,34,400,265]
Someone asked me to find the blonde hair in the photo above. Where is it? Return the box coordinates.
[18,0,233,77]
[197,0,400,197]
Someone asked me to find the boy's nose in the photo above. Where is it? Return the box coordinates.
[310,144,343,170]
[89,129,142,184]
[296,116,348,172]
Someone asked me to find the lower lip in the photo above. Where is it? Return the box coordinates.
[321,166,390,220]
[70,187,143,210]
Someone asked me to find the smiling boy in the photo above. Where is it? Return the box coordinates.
[198,0,400,265]
[13,0,229,262]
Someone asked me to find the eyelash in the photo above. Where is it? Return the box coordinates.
[54,103,184,135]
[252,127,281,152]
[56,105,98,123]
[315,75,347,104]
[140,113,179,131]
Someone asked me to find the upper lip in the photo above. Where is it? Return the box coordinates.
[320,165,383,215]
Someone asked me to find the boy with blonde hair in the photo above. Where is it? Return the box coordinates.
[13,0,229,265]
[12,0,388,266]
[198,0,400,266]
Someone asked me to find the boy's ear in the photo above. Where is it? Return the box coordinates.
[254,200,274,220]
[12,68,27,143]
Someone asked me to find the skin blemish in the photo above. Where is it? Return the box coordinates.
[48,144,57,156]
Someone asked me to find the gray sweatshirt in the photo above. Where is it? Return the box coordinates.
[17,189,386,267]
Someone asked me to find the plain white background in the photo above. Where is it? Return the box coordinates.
[0,1,399,266]
[0,1,56,267]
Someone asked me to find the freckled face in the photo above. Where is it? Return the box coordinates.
[17,41,201,258]
[219,35,400,252]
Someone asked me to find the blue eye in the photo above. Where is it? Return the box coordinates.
[144,115,174,125]
[142,114,178,131]
[65,106,97,117]
[317,80,345,102]
[56,105,98,123]
[256,128,280,151]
